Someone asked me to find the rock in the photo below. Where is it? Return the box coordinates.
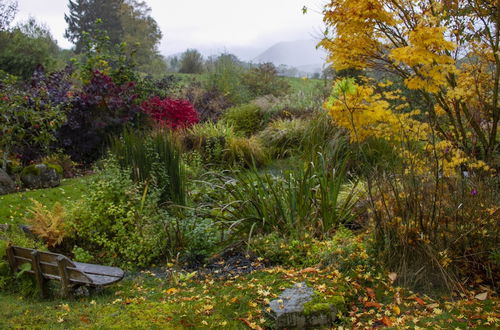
[0,169,15,195]
[268,282,341,329]
[20,163,61,189]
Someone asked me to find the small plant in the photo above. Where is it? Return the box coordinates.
[25,199,67,248]
[141,97,199,130]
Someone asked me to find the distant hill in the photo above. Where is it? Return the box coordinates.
[253,40,327,73]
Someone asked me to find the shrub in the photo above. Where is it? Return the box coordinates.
[249,227,372,272]
[0,70,66,169]
[25,200,67,248]
[221,104,264,136]
[205,54,251,105]
[225,136,268,168]
[258,119,307,158]
[265,89,324,120]
[141,97,199,130]
[183,81,231,122]
[69,160,166,269]
[370,172,500,292]
[108,129,185,204]
[243,62,290,97]
[218,155,358,239]
[182,121,235,165]
[56,70,140,164]
[178,49,204,74]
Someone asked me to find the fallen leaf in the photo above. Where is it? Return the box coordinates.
[414,297,426,306]
[80,316,90,324]
[300,267,318,274]
[165,288,179,295]
[475,292,488,301]
[366,287,376,300]
[364,301,381,309]
[238,318,263,330]
[381,315,392,326]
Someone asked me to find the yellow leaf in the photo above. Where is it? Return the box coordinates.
[165,288,179,295]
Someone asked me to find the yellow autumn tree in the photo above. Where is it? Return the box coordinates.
[320,0,499,166]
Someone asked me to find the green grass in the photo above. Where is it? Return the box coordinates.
[285,77,325,94]
[0,265,497,329]
[0,176,91,226]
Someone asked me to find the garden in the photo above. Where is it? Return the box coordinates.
[0,0,499,328]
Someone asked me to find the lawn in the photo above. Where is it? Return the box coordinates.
[1,265,497,329]
[0,176,91,226]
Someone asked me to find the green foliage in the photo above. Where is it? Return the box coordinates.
[205,54,251,105]
[120,0,166,75]
[179,49,204,74]
[243,62,290,98]
[108,129,185,204]
[68,160,166,269]
[265,89,324,119]
[182,121,235,165]
[0,71,66,171]
[225,136,269,168]
[65,0,124,52]
[258,118,307,158]
[0,18,61,79]
[221,104,264,136]
[41,153,77,178]
[219,155,357,239]
[249,233,321,267]
[168,213,221,263]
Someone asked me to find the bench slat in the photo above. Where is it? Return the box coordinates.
[73,262,124,279]
[8,246,124,287]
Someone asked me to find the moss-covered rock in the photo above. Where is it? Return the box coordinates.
[20,163,61,189]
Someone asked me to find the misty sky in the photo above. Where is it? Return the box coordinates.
[13,0,326,60]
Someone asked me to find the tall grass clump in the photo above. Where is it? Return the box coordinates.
[108,129,185,204]
[218,154,358,239]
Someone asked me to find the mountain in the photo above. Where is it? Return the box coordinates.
[253,40,327,73]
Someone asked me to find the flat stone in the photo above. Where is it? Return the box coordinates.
[268,282,338,329]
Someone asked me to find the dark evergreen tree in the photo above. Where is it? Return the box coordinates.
[64,0,124,52]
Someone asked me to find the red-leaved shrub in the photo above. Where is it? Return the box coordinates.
[141,97,199,129]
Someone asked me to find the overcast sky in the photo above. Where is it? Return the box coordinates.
[13,0,326,60]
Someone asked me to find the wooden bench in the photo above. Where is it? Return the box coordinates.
[6,246,124,298]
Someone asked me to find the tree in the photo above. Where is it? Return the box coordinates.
[119,0,166,74]
[320,0,499,165]
[65,0,124,52]
[0,18,61,79]
[179,49,205,74]
[0,0,17,31]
